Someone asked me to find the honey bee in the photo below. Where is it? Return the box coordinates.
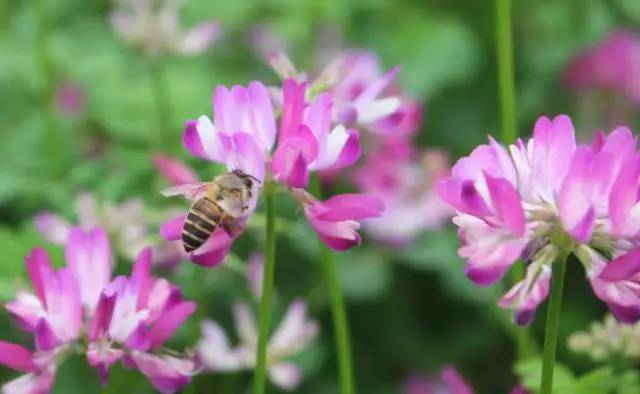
[162,170,258,253]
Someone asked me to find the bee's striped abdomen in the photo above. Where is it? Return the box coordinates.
[182,197,222,253]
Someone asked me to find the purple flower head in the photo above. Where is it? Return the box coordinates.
[166,76,383,265]
[565,30,640,104]
[438,114,640,324]
[1,229,197,393]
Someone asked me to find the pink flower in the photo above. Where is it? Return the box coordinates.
[438,114,640,324]
[3,229,197,393]
[109,0,220,57]
[6,247,83,349]
[271,79,360,188]
[564,30,640,104]
[356,143,451,245]
[198,300,318,391]
[330,51,401,127]
[404,367,473,394]
[290,189,384,251]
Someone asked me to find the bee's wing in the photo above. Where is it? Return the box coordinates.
[161,182,211,200]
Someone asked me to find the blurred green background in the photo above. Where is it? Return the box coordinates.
[1,0,639,392]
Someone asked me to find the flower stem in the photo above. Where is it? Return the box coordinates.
[496,0,532,361]
[496,0,517,144]
[319,242,355,393]
[253,181,277,394]
[540,250,569,394]
[311,177,355,394]
[148,56,172,152]
[35,0,62,179]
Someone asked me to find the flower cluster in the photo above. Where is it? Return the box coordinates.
[161,75,385,266]
[197,255,318,391]
[109,0,220,57]
[268,50,452,245]
[568,314,640,362]
[438,114,640,325]
[0,228,195,393]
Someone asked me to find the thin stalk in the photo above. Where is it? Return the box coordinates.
[319,242,355,393]
[496,0,517,143]
[311,177,355,394]
[35,0,62,179]
[148,56,172,151]
[540,251,570,394]
[253,181,277,394]
[496,0,532,360]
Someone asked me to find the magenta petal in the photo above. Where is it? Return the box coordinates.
[0,340,37,373]
[318,232,361,251]
[279,79,307,140]
[328,128,361,170]
[226,132,266,182]
[460,180,492,217]
[484,173,525,236]
[132,248,153,309]
[569,206,596,243]
[65,227,112,310]
[465,262,512,287]
[600,248,640,281]
[441,366,474,394]
[88,292,117,342]
[315,194,385,221]
[125,322,150,351]
[608,303,640,324]
[609,157,640,235]
[25,247,53,306]
[149,301,196,349]
[35,318,57,351]
[182,120,207,159]
[189,230,233,267]
[130,352,193,394]
[160,216,186,241]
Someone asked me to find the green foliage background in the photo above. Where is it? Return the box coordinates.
[0,0,638,392]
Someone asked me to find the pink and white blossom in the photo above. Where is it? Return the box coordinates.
[2,228,196,393]
[404,367,474,394]
[198,300,318,391]
[438,114,640,324]
[356,143,451,245]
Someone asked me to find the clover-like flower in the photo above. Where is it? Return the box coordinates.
[438,114,640,324]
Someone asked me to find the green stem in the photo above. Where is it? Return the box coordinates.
[35,0,62,179]
[311,177,355,394]
[540,251,569,394]
[496,0,532,361]
[148,57,172,151]
[319,242,355,393]
[253,181,277,394]
[496,0,517,144]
